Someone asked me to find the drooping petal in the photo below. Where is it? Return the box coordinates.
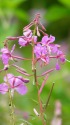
[56,63,60,70]
[0,83,8,94]
[15,84,27,95]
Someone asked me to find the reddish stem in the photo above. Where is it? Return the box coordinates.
[37,68,55,77]
[12,55,32,61]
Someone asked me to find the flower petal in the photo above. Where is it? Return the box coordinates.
[18,38,27,46]
[4,73,14,84]
[2,53,10,65]
[23,29,32,38]
[49,35,55,43]
[15,84,27,95]
[0,83,8,94]
[1,48,9,53]
[17,76,29,83]
[56,63,60,70]
[41,36,49,45]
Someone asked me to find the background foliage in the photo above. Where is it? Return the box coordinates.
[0,0,70,125]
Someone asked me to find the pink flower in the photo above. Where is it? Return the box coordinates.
[23,29,32,38]
[57,50,65,63]
[0,74,29,95]
[34,43,49,63]
[55,50,65,70]
[18,29,32,46]
[1,47,11,65]
[18,38,29,46]
[0,45,15,65]
[41,35,55,45]
[18,29,37,46]
[41,35,60,55]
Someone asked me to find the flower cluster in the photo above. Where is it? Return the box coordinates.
[0,13,66,96]
[0,13,66,125]
[34,35,65,70]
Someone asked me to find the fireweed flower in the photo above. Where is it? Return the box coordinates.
[34,34,66,68]
[34,43,49,63]
[56,50,65,63]
[0,73,29,95]
[55,50,66,70]
[18,29,37,46]
[41,35,55,45]
[41,35,59,54]
[34,35,56,64]
[0,45,15,66]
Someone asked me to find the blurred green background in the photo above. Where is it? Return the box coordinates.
[0,0,70,125]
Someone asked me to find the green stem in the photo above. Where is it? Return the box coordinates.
[9,89,15,125]
[5,71,15,125]
[34,68,46,125]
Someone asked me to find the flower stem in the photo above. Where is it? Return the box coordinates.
[34,68,46,125]
[5,71,15,125]
[9,90,15,125]
[38,91,46,125]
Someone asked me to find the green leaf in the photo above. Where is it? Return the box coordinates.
[58,0,70,8]
[0,0,26,8]
[44,113,47,120]
[45,5,70,22]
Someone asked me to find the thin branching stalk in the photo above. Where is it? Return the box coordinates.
[34,68,46,125]
[44,82,54,111]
